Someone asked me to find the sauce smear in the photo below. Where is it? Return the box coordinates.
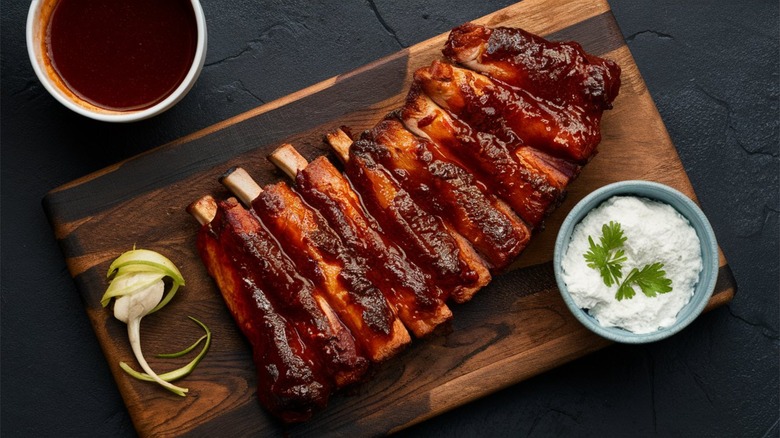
[47,0,197,111]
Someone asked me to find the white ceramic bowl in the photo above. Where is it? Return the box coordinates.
[553,180,719,343]
[26,0,207,123]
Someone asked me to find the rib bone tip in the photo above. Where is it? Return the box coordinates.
[325,128,353,163]
[221,167,262,205]
[269,143,309,180]
[187,195,217,226]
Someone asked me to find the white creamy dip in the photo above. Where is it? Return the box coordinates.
[561,196,703,334]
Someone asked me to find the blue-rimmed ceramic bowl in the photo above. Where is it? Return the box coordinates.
[553,180,718,343]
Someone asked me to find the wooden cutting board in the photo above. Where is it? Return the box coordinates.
[43,0,736,435]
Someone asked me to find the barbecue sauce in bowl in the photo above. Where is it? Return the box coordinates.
[46,0,198,112]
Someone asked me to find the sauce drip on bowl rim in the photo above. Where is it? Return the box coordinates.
[46,0,198,112]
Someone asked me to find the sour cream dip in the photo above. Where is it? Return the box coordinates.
[561,196,703,334]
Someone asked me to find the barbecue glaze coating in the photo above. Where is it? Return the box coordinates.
[361,118,530,269]
[196,198,330,423]
[251,182,410,363]
[403,86,560,228]
[342,136,490,301]
[295,157,453,337]
[443,23,621,111]
[415,61,602,163]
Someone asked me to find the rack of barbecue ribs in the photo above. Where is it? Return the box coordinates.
[188,23,620,423]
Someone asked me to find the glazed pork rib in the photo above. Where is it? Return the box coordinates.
[325,128,491,303]
[443,23,621,111]
[415,60,601,163]
[361,117,531,270]
[188,196,332,423]
[512,145,581,193]
[402,87,561,228]
[405,79,581,197]
[220,168,410,363]
[269,144,453,338]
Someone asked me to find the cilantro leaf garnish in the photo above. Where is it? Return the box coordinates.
[616,262,673,301]
[598,220,628,251]
[582,221,673,301]
[583,221,627,287]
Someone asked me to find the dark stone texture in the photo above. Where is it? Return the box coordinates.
[1,0,777,436]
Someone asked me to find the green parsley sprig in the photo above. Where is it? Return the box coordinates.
[583,221,673,301]
[616,263,673,301]
[583,221,627,287]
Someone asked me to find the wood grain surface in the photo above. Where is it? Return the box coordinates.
[43,0,736,436]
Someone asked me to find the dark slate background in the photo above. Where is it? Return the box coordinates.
[2,0,778,436]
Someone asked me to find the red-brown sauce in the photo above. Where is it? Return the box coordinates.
[345,144,480,291]
[46,0,198,111]
[444,23,621,111]
[251,183,399,340]
[412,97,559,227]
[197,201,330,423]
[365,119,529,270]
[295,157,450,337]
